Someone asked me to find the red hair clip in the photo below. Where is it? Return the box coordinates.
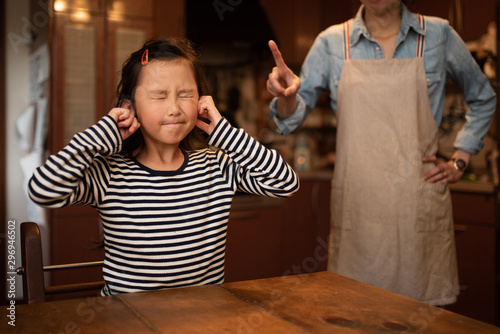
[141,49,149,65]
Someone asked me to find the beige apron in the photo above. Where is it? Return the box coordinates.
[328,18,459,305]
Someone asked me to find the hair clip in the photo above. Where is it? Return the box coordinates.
[141,49,149,65]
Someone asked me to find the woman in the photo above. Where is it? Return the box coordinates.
[267,0,496,305]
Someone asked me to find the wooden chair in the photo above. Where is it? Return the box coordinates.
[18,222,105,304]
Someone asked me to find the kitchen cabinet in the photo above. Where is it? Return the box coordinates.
[260,0,356,66]
[155,0,186,38]
[260,0,321,66]
[50,0,155,151]
[447,184,499,325]
[461,0,498,41]
[281,175,331,274]
[48,2,107,288]
[406,0,497,41]
[224,197,285,282]
[225,177,331,282]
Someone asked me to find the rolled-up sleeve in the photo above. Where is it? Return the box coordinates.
[446,24,497,154]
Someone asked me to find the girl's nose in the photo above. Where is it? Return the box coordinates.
[166,102,181,116]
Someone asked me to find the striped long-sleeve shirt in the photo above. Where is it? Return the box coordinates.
[29,116,299,295]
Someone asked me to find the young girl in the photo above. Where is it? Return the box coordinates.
[29,38,299,296]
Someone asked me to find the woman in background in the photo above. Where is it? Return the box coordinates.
[266,0,496,305]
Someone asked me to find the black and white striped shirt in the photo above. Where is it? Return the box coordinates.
[29,116,299,295]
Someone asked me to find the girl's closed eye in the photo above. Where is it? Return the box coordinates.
[148,90,167,100]
[179,89,194,99]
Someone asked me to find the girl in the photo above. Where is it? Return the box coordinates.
[29,38,299,296]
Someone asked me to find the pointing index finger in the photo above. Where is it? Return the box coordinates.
[269,40,287,70]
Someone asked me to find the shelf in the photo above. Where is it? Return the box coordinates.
[449,180,496,194]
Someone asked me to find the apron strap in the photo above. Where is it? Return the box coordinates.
[343,21,351,60]
[417,14,426,58]
[342,14,427,60]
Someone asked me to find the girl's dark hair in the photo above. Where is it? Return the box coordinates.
[116,37,210,158]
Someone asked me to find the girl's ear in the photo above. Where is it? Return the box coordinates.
[119,99,134,111]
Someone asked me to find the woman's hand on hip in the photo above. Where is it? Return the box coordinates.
[423,155,463,184]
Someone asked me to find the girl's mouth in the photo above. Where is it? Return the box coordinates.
[162,120,184,126]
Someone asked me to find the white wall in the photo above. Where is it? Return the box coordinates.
[5,0,50,299]
[6,0,31,225]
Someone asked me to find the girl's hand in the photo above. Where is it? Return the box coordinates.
[423,155,463,184]
[196,96,222,135]
[108,100,140,140]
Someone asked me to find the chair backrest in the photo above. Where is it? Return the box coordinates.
[20,222,45,303]
[19,222,105,304]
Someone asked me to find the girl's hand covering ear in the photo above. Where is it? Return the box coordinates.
[108,100,140,140]
[196,96,222,135]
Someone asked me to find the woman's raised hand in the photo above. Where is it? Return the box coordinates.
[266,40,301,98]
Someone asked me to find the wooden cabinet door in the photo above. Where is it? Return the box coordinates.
[106,19,154,109]
[447,191,497,325]
[461,0,497,41]
[406,0,498,41]
[260,0,322,66]
[106,0,154,18]
[224,179,332,283]
[50,12,106,287]
[225,205,285,282]
[51,12,106,152]
[282,179,331,274]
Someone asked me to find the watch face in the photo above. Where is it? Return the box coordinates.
[455,159,466,171]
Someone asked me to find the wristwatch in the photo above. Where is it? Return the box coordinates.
[453,159,467,172]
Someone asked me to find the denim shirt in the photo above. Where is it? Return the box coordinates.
[271,4,496,154]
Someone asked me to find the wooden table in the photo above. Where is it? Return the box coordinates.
[4,271,500,333]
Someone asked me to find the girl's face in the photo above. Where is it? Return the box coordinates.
[133,59,199,149]
[360,0,402,16]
